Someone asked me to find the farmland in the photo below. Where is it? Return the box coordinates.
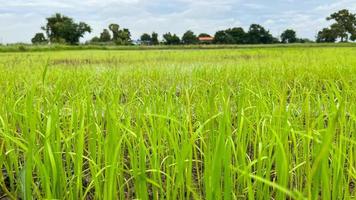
[0,47,355,199]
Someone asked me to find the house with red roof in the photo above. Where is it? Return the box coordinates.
[198,36,214,44]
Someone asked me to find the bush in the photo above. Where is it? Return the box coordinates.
[18,45,27,52]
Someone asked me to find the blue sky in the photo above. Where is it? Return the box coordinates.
[0,0,355,43]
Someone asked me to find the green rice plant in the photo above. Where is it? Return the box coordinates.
[0,47,355,199]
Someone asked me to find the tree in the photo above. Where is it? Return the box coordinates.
[213,30,234,44]
[163,33,180,45]
[140,33,152,45]
[316,28,338,43]
[90,36,100,43]
[31,33,47,44]
[281,29,297,43]
[109,24,120,41]
[213,28,246,44]
[198,33,211,37]
[272,37,280,43]
[151,32,159,45]
[351,33,356,41]
[100,29,111,42]
[117,28,131,45]
[246,24,274,44]
[108,24,131,45]
[226,27,246,44]
[41,13,91,44]
[326,9,356,42]
[182,30,198,44]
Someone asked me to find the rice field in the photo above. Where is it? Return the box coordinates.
[0,47,355,199]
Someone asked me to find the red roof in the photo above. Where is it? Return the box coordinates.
[198,36,214,41]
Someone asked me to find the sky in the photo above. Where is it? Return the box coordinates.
[0,0,355,43]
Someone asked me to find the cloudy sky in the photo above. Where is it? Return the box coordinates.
[0,0,355,43]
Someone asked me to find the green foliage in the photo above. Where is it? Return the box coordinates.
[317,28,338,43]
[31,33,48,44]
[198,33,211,37]
[297,38,314,43]
[272,37,281,43]
[1,43,355,53]
[214,25,277,44]
[117,28,132,45]
[90,36,101,43]
[326,9,356,42]
[89,25,130,45]
[213,30,235,44]
[41,13,92,45]
[140,33,152,45]
[139,32,159,45]
[281,29,297,43]
[151,32,159,45]
[317,9,356,43]
[247,24,274,44]
[213,28,246,44]
[225,27,246,44]
[351,33,356,41]
[108,24,131,45]
[163,32,181,45]
[19,9,356,46]
[99,29,111,42]
[109,24,120,40]
[182,30,198,45]
[18,45,26,51]
[0,47,356,199]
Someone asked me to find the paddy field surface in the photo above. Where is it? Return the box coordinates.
[0,47,355,199]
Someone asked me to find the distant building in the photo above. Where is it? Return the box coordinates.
[198,36,214,44]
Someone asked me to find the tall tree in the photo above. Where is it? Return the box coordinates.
[108,24,131,45]
[117,28,131,45]
[151,32,159,45]
[246,24,274,44]
[109,24,120,41]
[351,32,356,41]
[213,30,234,44]
[316,28,338,43]
[281,29,297,43]
[272,37,280,43]
[226,27,246,44]
[163,33,180,45]
[182,30,198,44]
[140,33,152,45]
[100,29,111,42]
[31,33,48,44]
[41,13,91,44]
[326,9,356,42]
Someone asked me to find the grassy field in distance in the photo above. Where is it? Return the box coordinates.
[1,42,356,53]
[0,46,355,199]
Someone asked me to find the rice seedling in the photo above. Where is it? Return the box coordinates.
[0,47,355,199]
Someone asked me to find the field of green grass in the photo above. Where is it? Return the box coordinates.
[1,42,356,53]
[0,47,355,199]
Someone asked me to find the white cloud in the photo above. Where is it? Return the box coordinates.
[243,3,266,9]
[315,0,356,12]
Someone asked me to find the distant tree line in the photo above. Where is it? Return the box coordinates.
[31,9,356,45]
[90,24,131,45]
